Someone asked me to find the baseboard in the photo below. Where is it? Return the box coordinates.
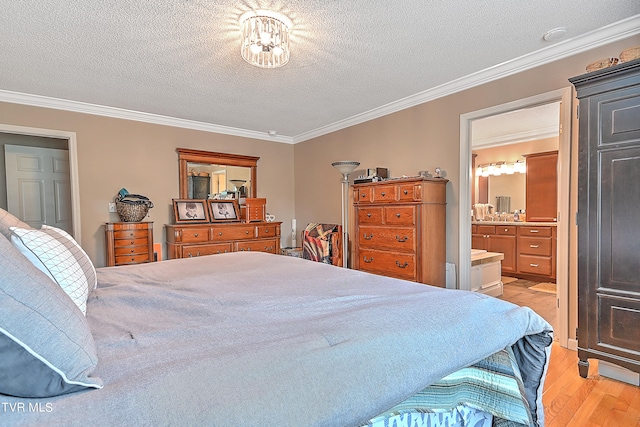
[599,361,640,386]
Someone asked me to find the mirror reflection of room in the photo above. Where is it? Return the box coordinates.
[472,137,558,222]
[187,163,252,200]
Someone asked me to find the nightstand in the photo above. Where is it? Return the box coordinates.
[105,222,154,266]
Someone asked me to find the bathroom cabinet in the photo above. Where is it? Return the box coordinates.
[570,58,640,378]
[524,151,558,222]
[471,224,516,273]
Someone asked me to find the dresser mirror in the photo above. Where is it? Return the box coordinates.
[177,148,259,199]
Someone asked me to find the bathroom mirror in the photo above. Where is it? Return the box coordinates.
[177,148,259,199]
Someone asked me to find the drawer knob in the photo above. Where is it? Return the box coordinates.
[194,233,198,237]
[395,213,401,218]
[395,261,409,268]
[396,235,408,242]
[530,244,539,248]
[529,230,540,233]
[218,232,223,236]
[130,241,134,245]
[265,229,269,233]
[246,230,250,234]
[363,256,374,263]
[130,249,134,253]
[403,190,408,195]
[367,213,372,217]
[381,191,386,196]
[361,193,366,198]
[504,228,508,232]
[363,233,373,240]
[529,263,539,267]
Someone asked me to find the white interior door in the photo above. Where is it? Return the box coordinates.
[5,144,72,233]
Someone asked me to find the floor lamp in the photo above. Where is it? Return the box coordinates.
[331,161,360,268]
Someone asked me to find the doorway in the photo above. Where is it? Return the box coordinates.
[0,124,81,239]
[459,87,572,348]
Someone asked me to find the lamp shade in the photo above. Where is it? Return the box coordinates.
[331,161,360,175]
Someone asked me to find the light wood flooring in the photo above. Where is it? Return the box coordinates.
[498,280,640,426]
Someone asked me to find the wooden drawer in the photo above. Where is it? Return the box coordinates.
[236,239,279,253]
[359,249,417,281]
[256,224,278,238]
[495,225,516,235]
[358,226,416,252]
[113,237,148,247]
[115,253,151,265]
[476,225,495,235]
[179,227,211,243]
[384,206,416,226]
[518,236,552,256]
[356,187,372,203]
[519,226,553,237]
[518,254,552,276]
[358,207,383,224]
[472,224,477,234]
[114,244,149,256]
[398,183,419,201]
[183,243,231,258]
[113,229,149,239]
[211,225,254,241]
[372,185,397,203]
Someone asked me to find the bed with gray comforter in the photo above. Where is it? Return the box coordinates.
[2,251,552,426]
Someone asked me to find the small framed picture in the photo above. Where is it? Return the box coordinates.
[172,199,210,224]
[208,199,240,222]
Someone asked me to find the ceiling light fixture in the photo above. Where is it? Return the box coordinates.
[240,10,291,68]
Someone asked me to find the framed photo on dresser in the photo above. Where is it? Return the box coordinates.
[208,200,240,222]
[172,199,210,224]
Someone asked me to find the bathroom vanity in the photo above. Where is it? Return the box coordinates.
[472,221,556,282]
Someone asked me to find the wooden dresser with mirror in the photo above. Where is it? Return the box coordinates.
[166,148,280,259]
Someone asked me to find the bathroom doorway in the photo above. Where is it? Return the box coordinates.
[460,87,573,348]
[0,124,81,239]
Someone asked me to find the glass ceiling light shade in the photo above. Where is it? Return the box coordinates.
[240,11,291,69]
[331,161,360,176]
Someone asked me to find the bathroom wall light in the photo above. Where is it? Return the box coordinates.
[476,160,525,177]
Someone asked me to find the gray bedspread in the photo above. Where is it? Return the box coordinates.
[2,252,552,426]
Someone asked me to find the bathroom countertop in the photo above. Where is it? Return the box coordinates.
[471,250,504,267]
[472,220,557,227]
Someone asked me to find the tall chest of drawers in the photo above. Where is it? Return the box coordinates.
[353,177,448,287]
[165,222,281,259]
[105,222,154,266]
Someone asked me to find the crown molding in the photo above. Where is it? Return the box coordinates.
[472,125,560,148]
[1,15,638,145]
[293,14,640,143]
[0,90,295,144]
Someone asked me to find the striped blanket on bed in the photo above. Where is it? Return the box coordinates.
[363,347,532,427]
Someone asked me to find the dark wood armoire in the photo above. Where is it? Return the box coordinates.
[570,58,640,377]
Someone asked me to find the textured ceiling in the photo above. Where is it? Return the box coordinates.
[1,1,639,143]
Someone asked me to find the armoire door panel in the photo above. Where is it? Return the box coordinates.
[598,91,640,145]
[596,296,640,354]
[599,147,640,293]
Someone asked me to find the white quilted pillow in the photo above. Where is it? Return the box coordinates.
[41,224,97,292]
[10,227,90,315]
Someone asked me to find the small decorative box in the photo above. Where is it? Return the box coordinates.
[242,198,266,222]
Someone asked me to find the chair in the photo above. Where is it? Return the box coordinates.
[301,223,343,267]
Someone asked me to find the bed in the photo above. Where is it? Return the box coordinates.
[0,222,552,427]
